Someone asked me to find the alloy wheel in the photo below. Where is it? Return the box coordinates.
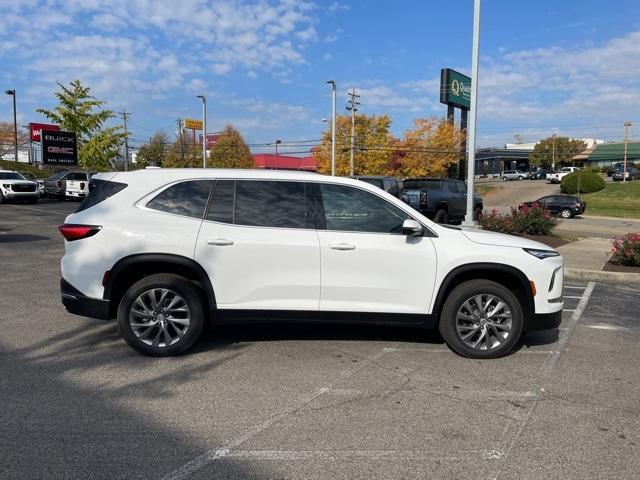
[455,294,513,351]
[129,288,191,348]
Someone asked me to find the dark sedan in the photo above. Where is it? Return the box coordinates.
[530,168,551,180]
[518,195,586,219]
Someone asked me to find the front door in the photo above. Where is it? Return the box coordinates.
[316,183,437,315]
[194,179,320,311]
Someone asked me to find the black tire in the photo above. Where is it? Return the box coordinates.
[518,176,523,181]
[439,279,524,359]
[433,209,449,224]
[559,208,573,219]
[502,176,508,182]
[117,273,206,356]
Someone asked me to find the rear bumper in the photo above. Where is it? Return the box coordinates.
[527,310,562,331]
[60,278,111,320]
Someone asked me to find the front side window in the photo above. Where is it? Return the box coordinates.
[234,180,309,229]
[147,180,213,218]
[320,183,408,234]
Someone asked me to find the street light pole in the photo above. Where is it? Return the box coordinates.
[196,95,207,168]
[463,0,481,226]
[623,121,631,183]
[326,80,336,176]
[5,89,18,163]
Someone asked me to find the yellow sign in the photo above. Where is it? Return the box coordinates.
[184,118,203,130]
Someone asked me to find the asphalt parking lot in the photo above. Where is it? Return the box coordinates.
[1,199,639,479]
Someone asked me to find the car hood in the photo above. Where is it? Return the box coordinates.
[1,179,37,185]
[460,228,555,250]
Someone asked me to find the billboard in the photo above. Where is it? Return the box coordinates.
[184,118,203,130]
[30,122,60,142]
[42,130,78,165]
[440,68,471,110]
[199,133,219,150]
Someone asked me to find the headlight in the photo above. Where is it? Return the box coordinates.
[524,248,560,259]
[2,184,12,189]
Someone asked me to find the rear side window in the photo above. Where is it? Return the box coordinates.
[76,179,128,213]
[358,178,384,189]
[235,180,309,229]
[206,180,235,224]
[147,180,213,218]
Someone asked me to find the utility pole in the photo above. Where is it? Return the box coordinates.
[176,119,185,162]
[463,0,481,226]
[551,135,556,171]
[119,109,131,171]
[196,95,207,168]
[623,121,631,183]
[326,81,337,176]
[346,88,360,176]
[4,89,18,163]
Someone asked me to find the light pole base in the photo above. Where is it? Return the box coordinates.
[462,218,479,228]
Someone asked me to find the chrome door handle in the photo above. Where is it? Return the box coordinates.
[207,238,234,246]
[329,242,355,251]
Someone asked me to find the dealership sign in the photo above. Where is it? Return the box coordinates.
[29,122,60,142]
[42,130,78,165]
[440,68,471,110]
[184,118,203,130]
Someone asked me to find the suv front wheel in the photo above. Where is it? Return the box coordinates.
[439,279,524,359]
[117,273,205,356]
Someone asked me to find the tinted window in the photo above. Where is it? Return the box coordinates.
[235,180,309,229]
[456,182,467,194]
[147,180,213,218]
[403,180,442,190]
[320,183,408,234]
[206,180,235,224]
[76,179,128,213]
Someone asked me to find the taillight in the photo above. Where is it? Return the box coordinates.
[58,224,102,241]
[420,191,427,208]
[56,180,62,188]
[80,182,85,189]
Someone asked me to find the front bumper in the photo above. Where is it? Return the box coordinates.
[1,190,38,199]
[61,278,111,320]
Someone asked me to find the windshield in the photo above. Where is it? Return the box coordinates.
[403,180,441,190]
[0,172,25,180]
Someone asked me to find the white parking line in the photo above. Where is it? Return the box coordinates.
[564,286,586,290]
[563,295,583,299]
[563,309,575,312]
[496,281,596,478]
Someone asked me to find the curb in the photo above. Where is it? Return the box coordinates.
[565,268,640,284]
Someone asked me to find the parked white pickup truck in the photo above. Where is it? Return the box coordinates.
[65,172,94,200]
[548,167,580,184]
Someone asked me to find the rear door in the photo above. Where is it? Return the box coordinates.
[316,183,437,315]
[194,179,320,311]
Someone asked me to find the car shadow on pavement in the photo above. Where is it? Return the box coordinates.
[0,233,50,243]
[2,321,265,479]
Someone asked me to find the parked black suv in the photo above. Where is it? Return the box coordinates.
[403,178,483,224]
[518,195,586,219]
[350,176,403,198]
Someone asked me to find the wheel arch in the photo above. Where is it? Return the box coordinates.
[104,254,216,319]
[431,263,535,326]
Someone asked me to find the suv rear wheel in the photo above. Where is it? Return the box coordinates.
[439,279,523,359]
[117,273,205,356]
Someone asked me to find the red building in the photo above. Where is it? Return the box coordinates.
[252,154,316,171]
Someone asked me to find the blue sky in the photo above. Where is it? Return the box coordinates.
[2,0,640,155]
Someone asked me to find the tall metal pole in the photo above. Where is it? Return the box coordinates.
[197,95,207,168]
[5,90,18,163]
[119,108,130,171]
[464,0,481,225]
[346,88,360,177]
[326,81,337,176]
[623,121,631,183]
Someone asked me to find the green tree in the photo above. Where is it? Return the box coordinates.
[163,133,202,168]
[37,79,124,170]
[529,135,587,168]
[313,113,394,176]
[135,131,169,168]
[209,125,254,168]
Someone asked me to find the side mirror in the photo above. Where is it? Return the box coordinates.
[402,219,423,236]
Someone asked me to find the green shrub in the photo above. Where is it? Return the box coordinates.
[610,233,640,266]
[480,204,559,236]
[561,170,604,194]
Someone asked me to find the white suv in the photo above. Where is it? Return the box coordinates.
[0,170,39,203]
[59,169,564,358]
